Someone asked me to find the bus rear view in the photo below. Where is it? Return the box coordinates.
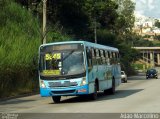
[39,42,88,103]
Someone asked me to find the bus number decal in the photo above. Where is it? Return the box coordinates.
[53,53,61,59]
[45,53,61,60]
[45,54,52,60]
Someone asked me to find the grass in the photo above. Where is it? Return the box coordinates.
[152,40,160,46]
[0,0,70,98]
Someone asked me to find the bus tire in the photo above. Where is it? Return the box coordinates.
[109,78,115,94]
[52,96,61,103]
[90,83,98,100]
[104,89,108,95]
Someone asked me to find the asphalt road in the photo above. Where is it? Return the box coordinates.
[0,75,160,118]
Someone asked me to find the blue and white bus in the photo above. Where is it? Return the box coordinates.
[38,41,121,103]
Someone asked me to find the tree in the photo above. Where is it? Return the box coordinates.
[114,0,135,41]
[119,43,140,74]
[42,0,119,40]
[155,20,160,28]
[154,35,160,41]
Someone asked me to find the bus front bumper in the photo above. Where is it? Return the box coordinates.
[40,85,89,97]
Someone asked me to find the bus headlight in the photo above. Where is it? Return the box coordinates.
[81,77,86,86]
[40,80,46,88]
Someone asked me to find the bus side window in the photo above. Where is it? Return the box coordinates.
[113,52,116,60]
[92,48,95,57]
[108,51,110,58]
[113,52,115,58]
[106,51,110,65]
[110,52,114,64]
[110,52,112,59]
[117,52,120,63]
[105,50,108,62]
[115,52,117,62]
[86,48,92,67]
[105,51,108,58]
[100,50,105,64]
[92,48,96,65]
[96,49,99,57]
[96,49,101,65]
[95,49,98,64]
[113,52,116,64]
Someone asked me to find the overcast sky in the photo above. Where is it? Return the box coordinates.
[134,0,160,18]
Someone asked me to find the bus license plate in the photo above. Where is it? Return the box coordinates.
[50,81,70,87]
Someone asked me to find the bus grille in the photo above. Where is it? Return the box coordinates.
[51,90,76,94]
[48,81,78,87]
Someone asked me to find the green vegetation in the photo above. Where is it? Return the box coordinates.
[0,1,40,98]
[154,35,160,41]
[152,40,160,46]
[131,63,153,72]
[0,0,144,98]
[155,20,160,28]
[131,63,144,70]
[0,0,69,98]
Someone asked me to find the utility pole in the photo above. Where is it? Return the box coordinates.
[94,0,97,43]
[42,0,47,44]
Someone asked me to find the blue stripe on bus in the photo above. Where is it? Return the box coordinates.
[40,84,89,97]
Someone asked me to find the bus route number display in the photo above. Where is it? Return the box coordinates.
[42,70,60,75]
[45,53,61,60]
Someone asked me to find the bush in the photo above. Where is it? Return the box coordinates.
[0,1,41,98]
[0,1,71,98]
[131,64,144,70]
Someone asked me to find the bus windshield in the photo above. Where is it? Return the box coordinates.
[39,44,86,78]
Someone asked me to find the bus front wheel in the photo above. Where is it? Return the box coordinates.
[90,83,98,100]
[52,96,61,103]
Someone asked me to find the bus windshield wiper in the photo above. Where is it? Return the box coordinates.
[62,50,75,62]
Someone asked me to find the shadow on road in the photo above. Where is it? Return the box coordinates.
[50,89,143,104]
[128,76,147,80]
[128,76,159,81]
[0,99,36,105]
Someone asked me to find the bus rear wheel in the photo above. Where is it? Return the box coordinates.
[52,96,61,103]
[109,78,115,94]
[104,89,108,94]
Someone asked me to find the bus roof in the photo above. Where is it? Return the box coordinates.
[40,41,118,52]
